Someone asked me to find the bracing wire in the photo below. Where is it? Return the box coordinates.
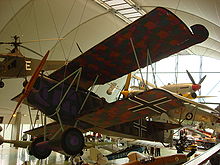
[145,49,158,88]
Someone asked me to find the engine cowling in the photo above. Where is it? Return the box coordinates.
[29,137,52,159]
[61,128,85,156]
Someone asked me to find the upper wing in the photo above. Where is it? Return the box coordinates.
[49,7,208,89]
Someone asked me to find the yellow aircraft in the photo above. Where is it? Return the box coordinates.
[131,70,211,99]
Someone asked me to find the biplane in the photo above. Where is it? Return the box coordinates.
[8,7,213,159]
[0,35,65,88]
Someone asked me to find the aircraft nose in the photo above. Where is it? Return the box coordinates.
[192,84,201,91]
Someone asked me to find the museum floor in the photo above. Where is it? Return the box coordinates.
[0,146,204,165]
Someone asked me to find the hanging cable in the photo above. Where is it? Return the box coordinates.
[174,0,181,14]
[199,55,203,102]
[32,0,43,55]
[175,54,179,85]
[46,0,69,61]
[7,0,27,37]
[66,0,89,60]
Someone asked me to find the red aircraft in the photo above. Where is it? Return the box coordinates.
[10,7,210,159]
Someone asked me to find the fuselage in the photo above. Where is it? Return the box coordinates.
[161,83,200,95]
[0,55,65,79]
[27,76,105,125]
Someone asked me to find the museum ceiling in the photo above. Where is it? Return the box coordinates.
[0,0,219,123]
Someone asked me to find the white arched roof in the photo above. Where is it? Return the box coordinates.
[0,0,219,123]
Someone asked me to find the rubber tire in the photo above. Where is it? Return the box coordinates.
[61,128,84,156]
[29,137,52,159]
[0,81,4,88]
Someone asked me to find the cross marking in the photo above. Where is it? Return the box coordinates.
[128,96,171,113]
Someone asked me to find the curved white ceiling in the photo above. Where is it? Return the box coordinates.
[0,0,219,123]
[1,0,220,59]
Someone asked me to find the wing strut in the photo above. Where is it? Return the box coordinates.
[74,74,100,128]
[48,67,82,92]
[130,38,146,89]
[49,67,82,131]
[79,75,99,113]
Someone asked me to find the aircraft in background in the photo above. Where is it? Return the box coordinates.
[0,35,65,88]
[131,70,208,99]
[9,7,211,160]
[123,151,189,165]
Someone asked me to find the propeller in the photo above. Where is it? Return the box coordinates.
[186,70,196,85]
[186,70,206,92]
[186,70,206,85]
[7,50,50,126]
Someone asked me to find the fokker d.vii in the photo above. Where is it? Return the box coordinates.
[8,7,212,159]
[0,35,65,88]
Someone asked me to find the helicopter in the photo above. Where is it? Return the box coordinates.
[0,35,65,88]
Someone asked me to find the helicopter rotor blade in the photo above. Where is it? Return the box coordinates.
[20,45,43,57]
[21,37,64,43]
[186,70,196,84]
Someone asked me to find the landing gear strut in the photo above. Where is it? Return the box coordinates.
[23,78,28,87]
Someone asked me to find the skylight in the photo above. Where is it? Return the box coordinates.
[95,0,146,23]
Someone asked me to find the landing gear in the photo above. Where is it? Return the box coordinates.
[190,92,197,99]
[23,78,28,87]
[0,80,4,88]
[29,137,52,159]
[61,128,85,156]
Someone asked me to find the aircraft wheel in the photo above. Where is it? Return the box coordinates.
[61,128,84,156]
[185,112,193,120]
[29,137,52,159]
[191,92,197,99]
[0,81,4,88]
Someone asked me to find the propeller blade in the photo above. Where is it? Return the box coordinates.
[7,50,50,126]
[198,75,206,84]
[186,70,196,84]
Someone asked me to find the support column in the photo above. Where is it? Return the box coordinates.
[11,112,22,144]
